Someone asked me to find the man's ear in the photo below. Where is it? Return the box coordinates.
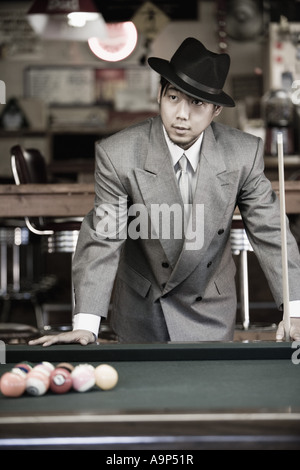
[214,105,223,117]
[157,85,162,104]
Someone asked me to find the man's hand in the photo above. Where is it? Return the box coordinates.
[28,329,96,347]
[276,318,300,341]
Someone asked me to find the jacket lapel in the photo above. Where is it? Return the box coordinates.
[135,117,185,267]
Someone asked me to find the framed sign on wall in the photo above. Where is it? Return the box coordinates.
[24,67,96,106]
[24,65,157,110]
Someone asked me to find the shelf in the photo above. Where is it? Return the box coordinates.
[264,155,300,167]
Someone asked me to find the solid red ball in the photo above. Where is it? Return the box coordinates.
[0,371,26,397]
[50,368,72,394]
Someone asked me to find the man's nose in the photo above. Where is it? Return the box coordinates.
[176,99,190,119]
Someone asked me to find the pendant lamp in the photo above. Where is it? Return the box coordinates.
[27,0,107,41]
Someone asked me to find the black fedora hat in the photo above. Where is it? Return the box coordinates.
[148,37,235,107]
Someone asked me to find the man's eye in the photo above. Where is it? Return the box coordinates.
[193,100,203,106]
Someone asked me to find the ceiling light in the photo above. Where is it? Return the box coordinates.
[27,0,107,41]
[88,22,138,62]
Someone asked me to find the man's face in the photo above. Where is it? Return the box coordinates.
[158,84,222,150]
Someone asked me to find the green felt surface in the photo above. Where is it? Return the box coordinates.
[1,358,299,414]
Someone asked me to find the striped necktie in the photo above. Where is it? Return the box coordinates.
[178,154,191,221]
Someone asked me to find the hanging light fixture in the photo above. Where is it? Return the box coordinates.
[88,22,138,62]
[27,0,107,41]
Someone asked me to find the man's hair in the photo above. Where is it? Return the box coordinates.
[159,76,220,110]
[159,76,170,98]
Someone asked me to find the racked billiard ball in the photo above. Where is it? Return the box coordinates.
[50,368,72,394]
[94,364,118,391]
[0,370,26,397]
[71,364,95,392]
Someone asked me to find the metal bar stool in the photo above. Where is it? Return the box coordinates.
[10,145,82,331]
[0,219,52,336]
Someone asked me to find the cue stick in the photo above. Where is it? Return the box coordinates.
[277,132,290,341]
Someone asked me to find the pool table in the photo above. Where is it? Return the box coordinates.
[0,341,299,450]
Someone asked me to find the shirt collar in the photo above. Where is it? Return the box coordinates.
[163,125,203,172]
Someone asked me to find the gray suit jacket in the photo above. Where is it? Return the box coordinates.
[73,116,300,342]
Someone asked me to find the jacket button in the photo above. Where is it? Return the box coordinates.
[196,296,203,302]
[162,262,169,268]
[218,229,224,235]
[207,261,212,268]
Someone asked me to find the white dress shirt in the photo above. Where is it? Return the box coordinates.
[163,126,203,197]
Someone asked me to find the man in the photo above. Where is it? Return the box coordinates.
[30,37,300,346]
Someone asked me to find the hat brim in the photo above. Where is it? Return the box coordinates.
[148,57,235,108]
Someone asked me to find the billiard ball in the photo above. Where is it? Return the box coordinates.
[94,364,118,391]
[14,362,32,374]
[26,372,49,396]
[26,364,51,396]
[71,364,95,392]
[50,368,72,394]
[0,370,26,397]
[11,367,27,379]
[36,362,55,374]
[56,362,74,373]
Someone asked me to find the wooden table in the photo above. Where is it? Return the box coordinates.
[0,181,299,218]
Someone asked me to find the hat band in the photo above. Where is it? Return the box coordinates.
[174,67,222,95]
